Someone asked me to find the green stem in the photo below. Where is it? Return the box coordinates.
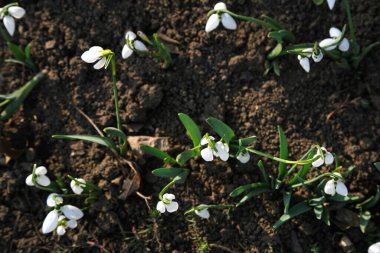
[56,193,90,198]
[291,172,333,189]
[0,25,11,43]
[184,204,235,215]
[209,9,278,30]
[110,55,122,134]
[158,179,176,203]
[0,99,10,107]
[284,146,315,178]
[246,147,320,165]
[342,0,357,45]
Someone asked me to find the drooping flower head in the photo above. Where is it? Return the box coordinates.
[70,178,86,195]
[156,193,179,214]
[205,2,237,33]
[200,136,229,162]
[324,172,348,196]
[368,242,380,253]
[319,27,349,52]
[297,47,323,73]
[122,31,148,59]
[312,147,334,168]
[42,203,84,234]
[81,46,112,70]
[236,151,250,163]
[0,5,25,36]
[195,204,210,219]
[25,166,51,187]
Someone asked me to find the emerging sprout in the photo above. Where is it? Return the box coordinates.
[205,2,237,33]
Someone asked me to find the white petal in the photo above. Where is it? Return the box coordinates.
[324,152,334,165]
[224,143,229,153]
[205,14,220,33]
[319,38,338,51]
[339,38,350,52]
[47,193,63,207]
[368,242,380,253]
[81,46,103,63]
[165,201,179,213]
[122,45,133,59]
[221,13,237,30]
[133,40,148,52]
[301,48,313,57]
[298,57,310,73]
[324,180,336,195]
[36,175,51,186]
[25,174,34,186]
[42,210,59,234]
[93,57,106,70]
[237,152,250,163]
[8,6,25,19]
[336,181,348,196]
[70,179,85,195]
[195,208,210,219]
[214,2,227,10]
[329,27,342,38]
[156,201,166,213]
[35,166,47,175]
[3,15,15,36]
[56,225,66,236]
[312,52,324,62]
[215,142,229,161]
[72,185,84,195]
[201,137,208,145]
[125,31,136,41]
[163,193,175,201]
[327,0,336,10]
[201,147,214,162]
[333,172,342,178]
[67,219,78,229]
[61,205,84,220]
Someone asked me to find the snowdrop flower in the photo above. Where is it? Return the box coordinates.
[312,147,334,167]
[46,193,63,207]
[70,178,86,195]
[205,2,237,33]
[56,215,78,236]
[195,205,210,219]
[81,46,108,69]
[0,5,25,36]
[368,242,380,253]
[156,193,179,213]
[42,205,83,234]
[237,151,250,163]
[122,31,148,59]
[327,0,336,10]
[324,172,348,196]
[25,166,51,187]
[319,27,350,52]
[297,48,323,73]
[200,136,229,162]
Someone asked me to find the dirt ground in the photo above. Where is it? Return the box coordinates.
[0,0,379,252]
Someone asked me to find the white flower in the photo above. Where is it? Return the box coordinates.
[0,6,25,36]
[200,136,229,162]
[237,151,250,163]
[312,147,334,167]
[70,178,86,195]
[42,205,83,234]
[81,46,107,69]
[122,31,148,59]
[324,173,348,196]
[46,193,63,207]
[195,204,210,219]
[297,48,323,73]
[25,166,51,187]
[368,242,380,253]
[327,0,336,10]
[205,2,237,33]
[156,193,179,213]
[319,27,349,52]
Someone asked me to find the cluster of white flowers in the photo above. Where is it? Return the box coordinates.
[0,5,25,36]
[26,166,87,235]
[205,2,237,33]
[298,27,349,73]
[200,136,230,162]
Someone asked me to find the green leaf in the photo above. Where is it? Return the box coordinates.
[329,194,362,203]
[313,205,323,220]
[278,30,295,43]
[176,149,197,166]
[289,149,316,185]
[52,134,117,152]
[268,43,283,59]
[237,187,272,207]
[152,167,185,178]
[356,185,380,210]
[313,0,325,5]
[0,71,45,121]
[308,196,326,207]
[140,144,176,164]
[260,15,283,30]
[321,206,330,226]
[7,42,25,61]
[25,43,32,60]
[257,160,270,185]
[238,136,257,147]
[206,117,235,143]
[178,113,202,147]
[104,127,127,143]
[374,162,380,172]
[230,182,268,198]
[352,41,380,69]
[273,60,280,76]
[273,202,312,230]
[277,126,288,180]
[268,31,283,43]
[359,210,371,233]
[283,191,291,214]
[173,170,189,184]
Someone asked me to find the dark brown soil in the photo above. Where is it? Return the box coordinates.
[1,0,380,252]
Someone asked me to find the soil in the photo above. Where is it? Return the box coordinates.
[1,0,380,252]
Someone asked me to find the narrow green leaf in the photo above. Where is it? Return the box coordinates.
[289,149,316,185]
[257,160,270,185]
[152,167,185,178]
[176,149,197,166]
[173,170,189,184]
[313,0,325,6]
[104,127,127,143]
[321,206,330,226]
[278,30,295,42]
[356,185,380,210]
[313,205,323,220]
[283,191,291,214]
[238,136,257,147]
[52,134,116,151]
[374,162,380,172]
[178,113,202,147]
[268,43,283,59]
[273,60,280,76]
[277,126,288,180]
[206,117,235,143]
[230,182,268,198]
[360,211,371,233]
[308,196,326,207]
[273,202,311,230]
[7,42,25,61]
[25,43,32,59]
[140,144,176,164]
[260,15,283,30]
[237,187,272,207]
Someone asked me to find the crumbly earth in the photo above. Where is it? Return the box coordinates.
[0,0,379,252]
